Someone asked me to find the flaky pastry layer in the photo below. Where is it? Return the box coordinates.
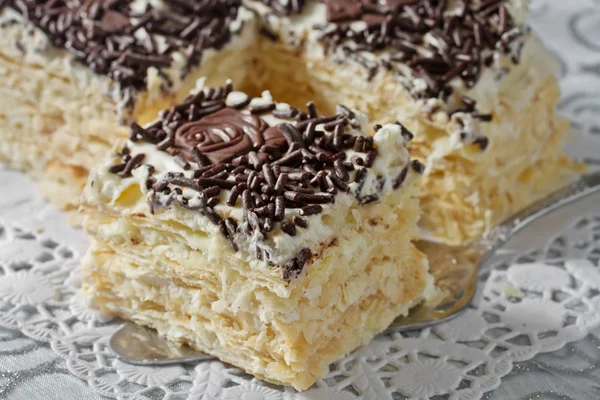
[82,187,433,390]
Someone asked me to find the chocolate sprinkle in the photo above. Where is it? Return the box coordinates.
[300,204,323,216]
[473,136,490,150]
[392,166,409,189]
[282,248,312,280]
[292,215,308,228]
[411,159,425,174]
[121,153,145,177]
[281,222,297,236]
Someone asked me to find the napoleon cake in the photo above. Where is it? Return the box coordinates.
[248,0,583,244]
[0,0,256,210]
[79,81,434,390]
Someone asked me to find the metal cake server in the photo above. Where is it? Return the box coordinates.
[110,171,600,365]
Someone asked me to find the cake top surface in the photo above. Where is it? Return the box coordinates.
[0,0,247,106]
[3,0,527,111]
[87,81,423,280]
[258,0,527,101]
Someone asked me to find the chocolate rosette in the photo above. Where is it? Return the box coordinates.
[174,108,287,164]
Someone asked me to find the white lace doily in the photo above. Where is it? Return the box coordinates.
[1,167,599,400]
[1,0,600,399]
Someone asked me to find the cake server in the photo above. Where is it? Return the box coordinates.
[110,171,600,365]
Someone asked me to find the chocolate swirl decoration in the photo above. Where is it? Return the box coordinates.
[174,108,287,164]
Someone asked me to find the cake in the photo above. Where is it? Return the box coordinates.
[0,0,256,209]
[0,0,580,241]
[246,0,582,244]
[80,82,435,390]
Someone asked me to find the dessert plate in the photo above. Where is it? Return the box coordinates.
[110,171,600,365]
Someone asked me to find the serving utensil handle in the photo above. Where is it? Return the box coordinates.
[484,171,600,254]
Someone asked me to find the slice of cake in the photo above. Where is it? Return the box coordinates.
[0,0,255,209]
[80,82,434,390]
[248,0,583,244]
